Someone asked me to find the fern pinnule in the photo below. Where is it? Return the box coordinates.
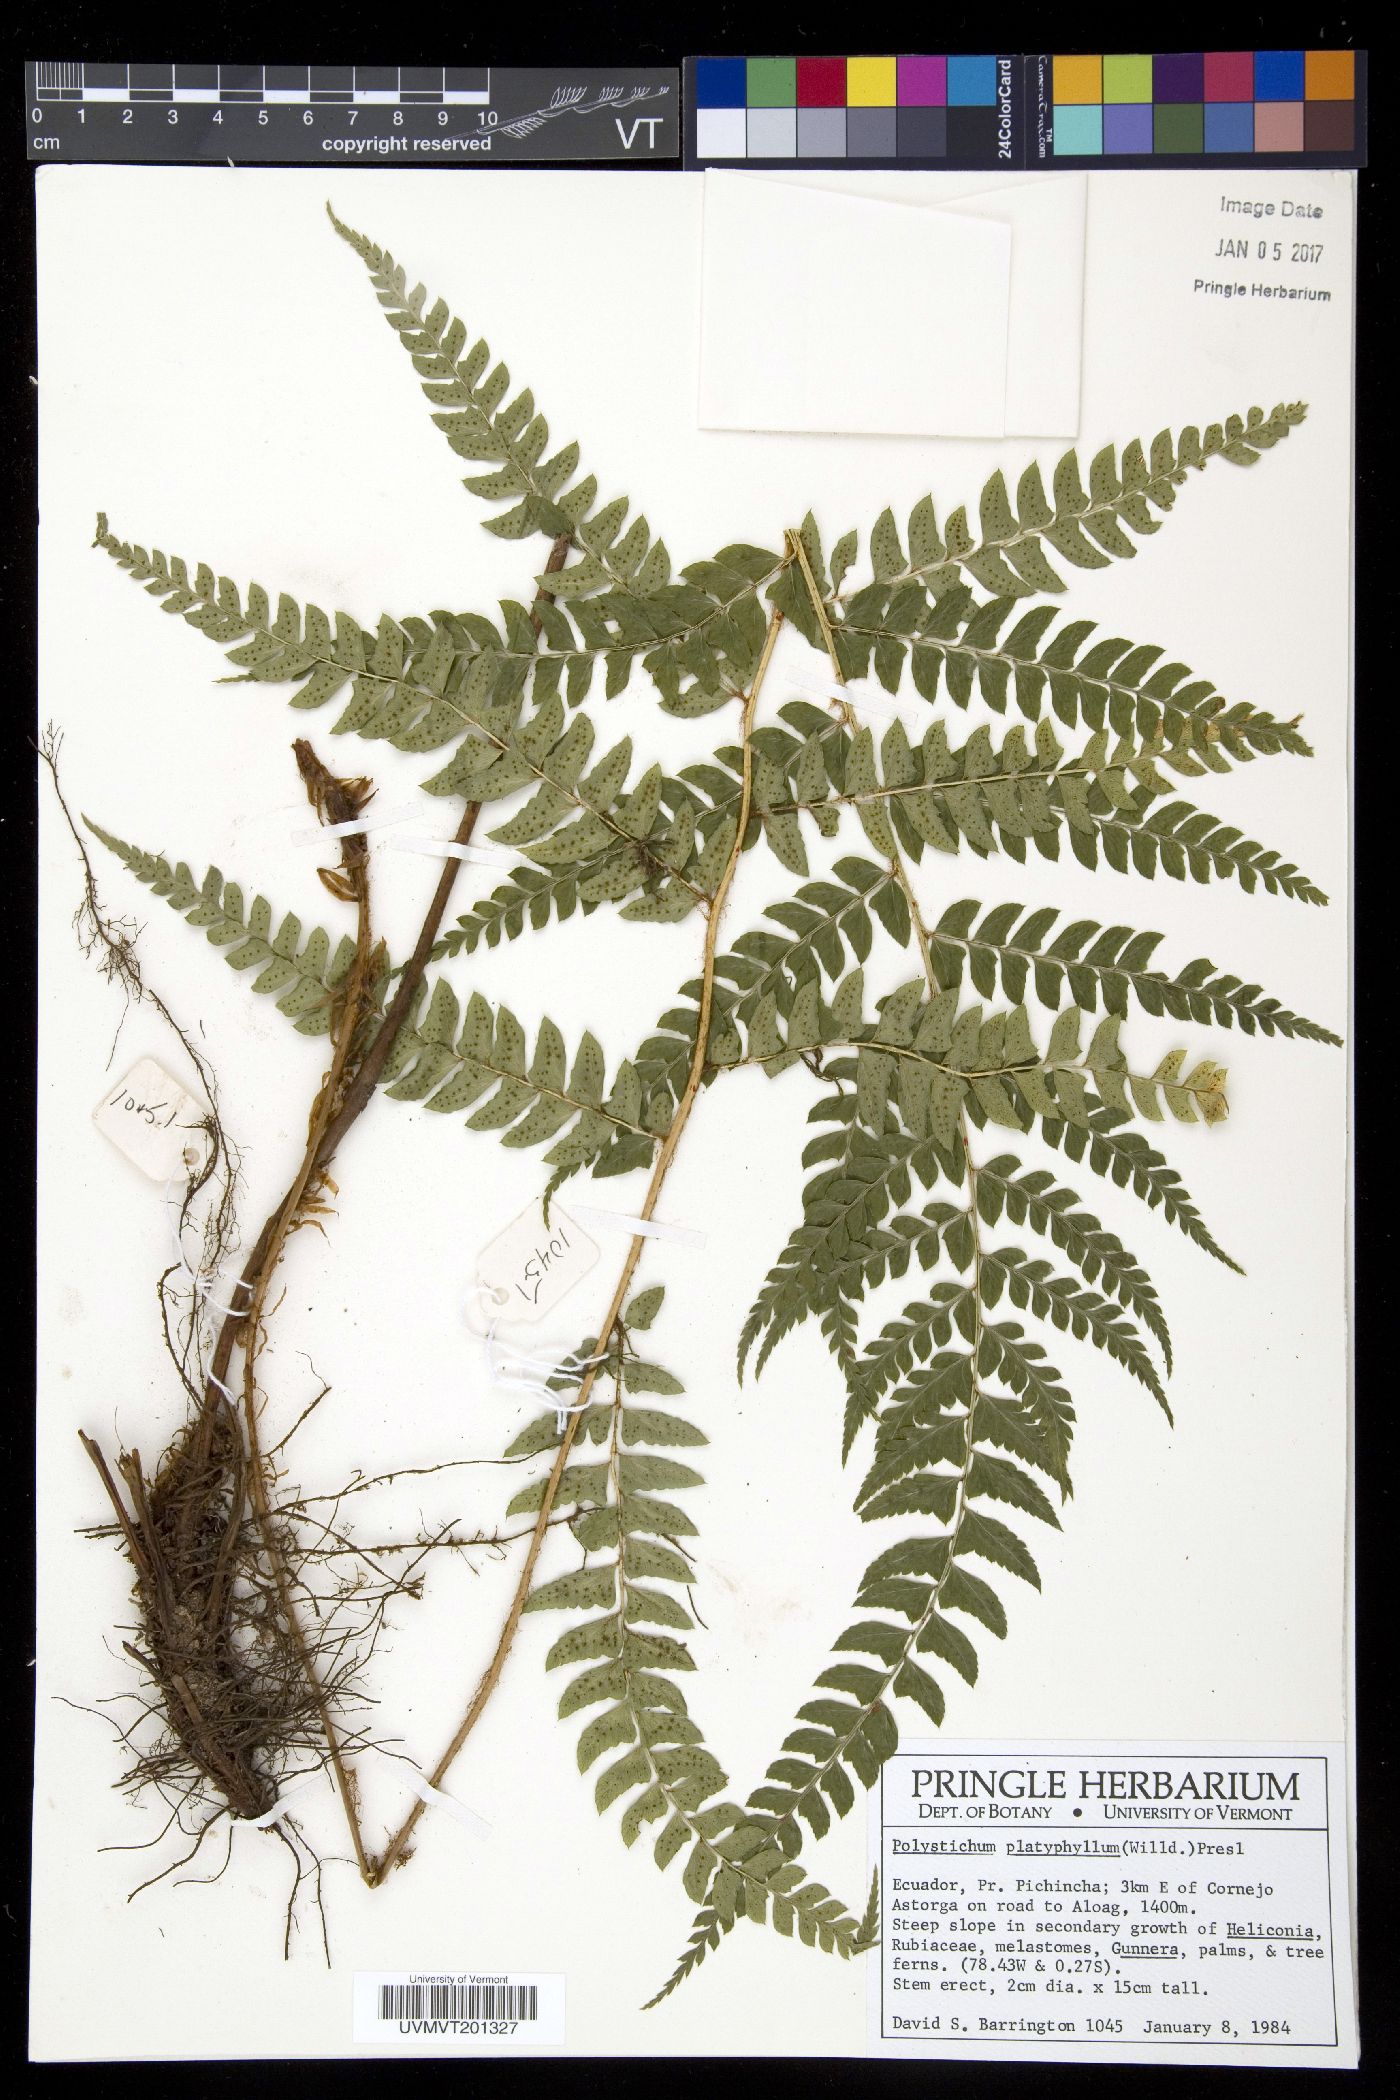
[830,402,1308,606]
[83,823,389,1038]
[326,201,629,573]
[930,899,1341,1043]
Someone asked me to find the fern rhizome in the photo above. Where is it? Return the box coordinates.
[70,203,1338,2001]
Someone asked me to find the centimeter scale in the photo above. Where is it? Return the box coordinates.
[26,63,681,163]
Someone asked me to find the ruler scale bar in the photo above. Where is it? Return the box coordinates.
[25,61,678,161]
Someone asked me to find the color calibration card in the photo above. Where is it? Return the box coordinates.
[690,55,1015,169]
[1032,50,1361,164]
[684,52,1366,170]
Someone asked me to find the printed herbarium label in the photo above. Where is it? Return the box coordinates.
[872,1743,1352,2066]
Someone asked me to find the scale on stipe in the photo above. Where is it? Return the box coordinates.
[25,62,680,164]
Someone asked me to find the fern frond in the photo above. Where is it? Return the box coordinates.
[505,1307,870,2005]
[719,973,1233,1144]
[698,1008,1198,1943]
[92,516,535,756]
[1042,1097,1241,1271]
[95,523,731,921]
[846,1257,1162,1429]
[327,204,618,571]
[854,1353,1062,1520]
[854,1868,881,1952]
[981,1250,1166,1410]
[734,973,1248,1405]
[327,205,793,674]
[834,404,1307,603]
[644,1907,741,2005]
[714,857,908,1027]
[93,515,779,802]
[435,862,604,957]
[720,873,1337,1065]
[94,513,380,711]
[770,713,1326,901]
[676,1189,1083,1977]
[90,827,662,1178]
[849,1315,976,1436]
[381,983,664,1176]
[975,1155,1171,1371]
[1069,794,1328,903]
[743,1198,949,1394]
[930,899,1340,1043]
[739,1095,956,1381]
[835,586,1313,766]
[85,823,384,1037]
[648,1854,871,2000]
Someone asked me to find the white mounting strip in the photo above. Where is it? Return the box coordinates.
[386,837,518,867]
[840,687,904,721]
[247,1770,331,1829]
[248,1752,490,1838]
[289,801,419,845]
[378,1755,492,1837]
[786,665,904,721]
[569,1203,707,1250]
[782,664,840,700]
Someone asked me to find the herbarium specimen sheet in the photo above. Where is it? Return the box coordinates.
[33,165,1355,2064]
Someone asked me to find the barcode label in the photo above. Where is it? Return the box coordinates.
[353,1971,564,2048]
[378,1982,537,2023]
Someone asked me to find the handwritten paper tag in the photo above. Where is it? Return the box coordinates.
[474,1198,599,1326]
[92,1058,211,1183]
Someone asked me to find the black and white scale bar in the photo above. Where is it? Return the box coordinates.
[26,62,680,163]
[33,63,492,104]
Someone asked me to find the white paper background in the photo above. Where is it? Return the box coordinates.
[700,169,1087,438]
[33,165,1354,2061]
[699,174,1012,436]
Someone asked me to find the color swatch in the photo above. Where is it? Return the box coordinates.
[691,54,1011,166]
[685,52,1365,170]
[1050,50,1357,158]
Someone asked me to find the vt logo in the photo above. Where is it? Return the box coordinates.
[616,116,663,149]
